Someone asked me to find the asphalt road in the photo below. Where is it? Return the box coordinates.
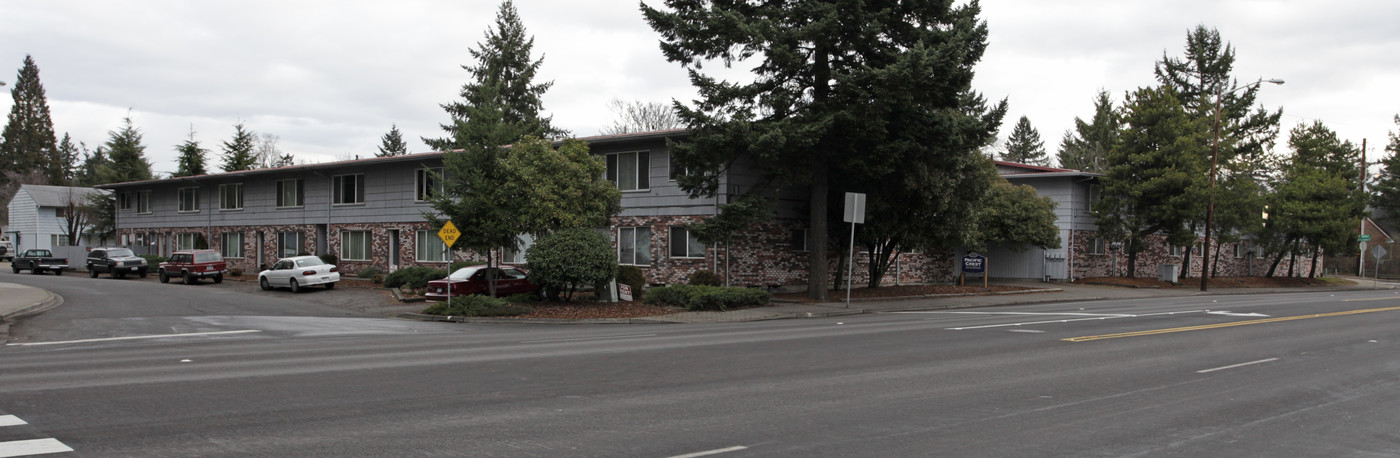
[2,271,1400,457]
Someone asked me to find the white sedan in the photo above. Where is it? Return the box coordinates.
[258,255,340,292]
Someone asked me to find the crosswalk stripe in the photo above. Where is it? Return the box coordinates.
[0,415,25,427]
[0,438,73,457]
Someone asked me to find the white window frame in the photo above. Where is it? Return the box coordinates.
[501,234,534,264]
[332,174,365,205]
[136,190,151,214]
[219,183,243,211]
[669,226,706,259]
[1169,245,1183,257]
[606,151,650,192]
[415,230,449,262]
[341,230,370,261]
[791,229,808,252]
[277,232,303,258]
[415,168,443,202]
[221,232,244,258]
[276,179,304,208]
[618,226,652,266]
[177,187,200,213]
[118,192,132,211]
[175,233,197,251]
[1089,237,1106,255]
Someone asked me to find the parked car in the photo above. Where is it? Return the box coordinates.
[86,247,149,279]
[12,249,68,275]
[258,255,339,292]
[158,250,228,284]
[424,265,539,301]
[0,237,13,262]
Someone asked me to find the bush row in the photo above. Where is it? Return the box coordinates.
[384,266,448,289]
[421,295,533,317]
[644,285,771,311]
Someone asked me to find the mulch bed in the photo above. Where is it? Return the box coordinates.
[772,284,1036,303]
[1077,276,1349,288]
[515,301,680,320]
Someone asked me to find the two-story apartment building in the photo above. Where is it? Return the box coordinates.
[5,184,108,253]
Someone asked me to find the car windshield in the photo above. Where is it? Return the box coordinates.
[195,252,222,262]
[447,266,486,280]
[295,257,325,268]
[108,248,135,257]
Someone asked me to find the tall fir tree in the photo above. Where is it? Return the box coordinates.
[103,115,154,184]
[55,133,81,185]
[1002,116,1049,166]
[1265,121,1366,277]
[1056,90,1119,172]
[173,127,208,178]
[644,0,1006,299]
[1372,115,1400,225]
[220,121,258,171]
[72,145,110,187]
[423,0,562,152]
[0,55,59,186]
[377,124,410,157]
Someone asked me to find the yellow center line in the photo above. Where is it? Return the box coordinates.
[1064,305,1400,342]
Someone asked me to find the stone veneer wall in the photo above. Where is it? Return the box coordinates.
[1071,230,1320,280]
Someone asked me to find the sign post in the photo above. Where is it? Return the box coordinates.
[844,192,866,308]
[438,221,460,301]
[961,252,987,288]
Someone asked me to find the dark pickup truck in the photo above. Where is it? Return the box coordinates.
[12,249,69,275]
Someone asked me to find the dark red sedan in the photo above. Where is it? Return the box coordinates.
[424,265,540,301]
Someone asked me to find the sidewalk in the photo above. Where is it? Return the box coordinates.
[0,281,63,339]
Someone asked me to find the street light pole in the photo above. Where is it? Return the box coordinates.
[1202,77,1283,291]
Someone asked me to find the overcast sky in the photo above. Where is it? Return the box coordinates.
[1,0,1397,177]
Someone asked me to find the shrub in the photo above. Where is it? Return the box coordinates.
[141,255,167,266]
[617,265,648,301]
[645,285,770,311]
[384,266,448,289]
[450,260,484,271]
[229,267,243,277]
[371,273,386,284]
[687,270,722,286]
[526,228,618,301]
[504,293,539,304]
[422,295,532,317]
[357,266,384,279]
[319,253,338,266]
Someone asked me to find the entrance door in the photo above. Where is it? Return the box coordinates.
[388,230,400,272]
[256,231,265,270]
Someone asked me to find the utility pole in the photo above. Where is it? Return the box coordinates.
[1360,138,1368,276]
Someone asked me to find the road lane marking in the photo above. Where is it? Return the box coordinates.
[0,415,24,427]
[1064,306,1400,342]
[1198,358,1279,374]
[946,310,1207,330]
[0,438,73,457]
[1343,297,1400,302]
[520,333,657,344]
[6,330,261,347]
[668,446,748,458]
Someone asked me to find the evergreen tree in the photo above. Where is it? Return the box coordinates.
[1372,115,1400,224]
[72,145,110,187]
[644,0,1006,299]
[173,127,208,178]
[423,0,562,152]
[1056,90,1119,172]
[1266,121,1366,277]
[0,55,59,186]
[377,124,410,157]
[1002,116,1048,166]
[55,133,81,185]
[221,122,258,171]
[103,115,154,183]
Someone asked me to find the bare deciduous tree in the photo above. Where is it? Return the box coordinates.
[602,98,683,135]
[61,188,93,246]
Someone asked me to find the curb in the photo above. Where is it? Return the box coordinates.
[397,312,669,324]
[0,291,63,342]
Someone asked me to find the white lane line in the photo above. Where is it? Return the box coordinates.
[904,311,1135,317]
[1197,358,1279,374]
[521,333,657,344]
[946,310,1209,331]
[668,445,748,458]
[6,330,261,347]
[0,415,25,427]
[1007,329,1045,333]
[0,438,74,457]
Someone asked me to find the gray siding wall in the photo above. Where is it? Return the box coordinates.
[591,138,725,218]
[7,190,38,251]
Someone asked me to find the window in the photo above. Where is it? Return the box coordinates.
[276,179,303,208]
[669,226,706,258]
[220,183,243,210]
[606,152,650,191]
[176,233,197,251]
[618,227,652,265]
[1256,245,1266,259]
[221,232,244,258]
[333,174,365,205]
[118,192,132,210]
[790,229,808,252]
[137,190,151,214]
[1234,243,1245,258]
[415,230,449,262]
[1192,243,1202,256]
[341,230,370,261]
[178,187,200,212]
[668,153,690,181]
[54,206,68,218]
[278,232,303,258]
[501,234,534,264]
[1169,245,1183,257]
[50,234,70,247]
[416,168,443,201]
[1089,237,1106,255]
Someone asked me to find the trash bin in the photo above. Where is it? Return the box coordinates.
[1158,264,1180,283]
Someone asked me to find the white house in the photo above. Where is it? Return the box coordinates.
[5,184,108,253]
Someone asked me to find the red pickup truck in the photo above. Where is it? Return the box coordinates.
[158,250,228,284]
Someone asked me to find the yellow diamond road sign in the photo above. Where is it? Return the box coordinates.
[438,221,460,247]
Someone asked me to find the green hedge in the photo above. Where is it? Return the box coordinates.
[422,295,533,317]
[644,285,771,311]
[617,265,648,301]
[687,270,721,286]
[384,266,448,289]
[140,255,167,266]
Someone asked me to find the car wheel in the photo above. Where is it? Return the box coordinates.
[259,277,271,291]
[213,274,223,284]
[54,268,62,276]
[139,270,147,278]
[30,268,39,275]
[89,268,97,278]
[114,271,125,279]
[183,271,195,284]
[289,278,301,293]
[325,282,335,290]
[11,266,18,274]
[159,270,169,283]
